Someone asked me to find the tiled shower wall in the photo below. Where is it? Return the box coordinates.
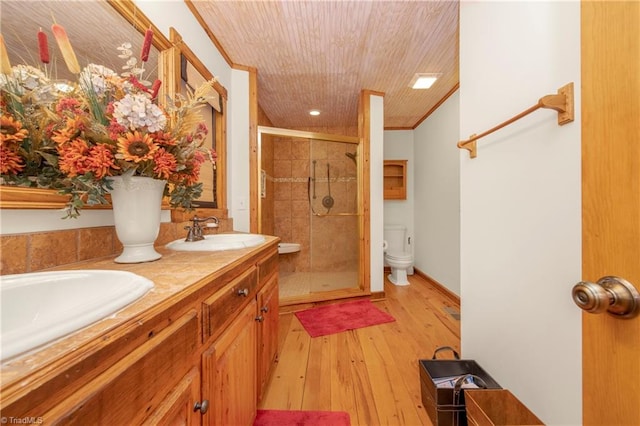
[269,136,359,274]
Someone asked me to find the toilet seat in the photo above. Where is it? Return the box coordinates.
[385,252,412,261]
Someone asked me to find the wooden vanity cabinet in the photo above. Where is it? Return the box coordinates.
[200,247,280,424]
[0,242,279,426]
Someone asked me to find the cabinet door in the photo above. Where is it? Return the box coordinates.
[202,299,257,426]
[142,367,201,426]
[257,274,279,402]
[43,310,199,425]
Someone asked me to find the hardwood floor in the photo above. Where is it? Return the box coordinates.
[259,273,461,425]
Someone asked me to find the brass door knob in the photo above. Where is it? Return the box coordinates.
[572,276,640,319]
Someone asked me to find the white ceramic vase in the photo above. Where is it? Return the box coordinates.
[108,176,167,264]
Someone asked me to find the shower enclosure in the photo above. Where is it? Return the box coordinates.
[258,127,361,304]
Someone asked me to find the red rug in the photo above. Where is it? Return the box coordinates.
[254,409,350,426]
[294,299,395,337]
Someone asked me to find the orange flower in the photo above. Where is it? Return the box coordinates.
[52,116,87,145]
[0,145,25,174]
[64,116,87,133]
[58,139,90,177]
[170,171,199,186]
[151,131,177,146]
[52,127,75,145]
[117,131,158,163]
[0,114,29,145]
[153,148,177,180]
[87,144,118,179]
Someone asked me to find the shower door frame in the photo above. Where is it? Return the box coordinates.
[255,126,370,303]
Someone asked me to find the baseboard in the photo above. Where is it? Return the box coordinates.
[370,291,386,301]
[413,268,460,306]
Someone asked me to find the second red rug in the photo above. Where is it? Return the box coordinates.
[254,409,350,426]
[294,299,395,337]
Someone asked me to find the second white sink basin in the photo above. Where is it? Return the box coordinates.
[166,233,266,252]
[1,270,154,362]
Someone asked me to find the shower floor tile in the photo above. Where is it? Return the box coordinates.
[279,271,358,299]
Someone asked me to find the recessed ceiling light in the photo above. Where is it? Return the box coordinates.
[410,73,441,89]
[309,110,321,116]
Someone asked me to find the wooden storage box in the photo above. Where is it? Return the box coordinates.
[465,389,545,426]
[419,350,502,426]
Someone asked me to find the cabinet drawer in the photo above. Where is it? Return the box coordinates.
[202,266,257,340]
[258,249,278,285]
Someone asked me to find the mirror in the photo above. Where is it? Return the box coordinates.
[0,0,170,209]
[164,28,228,217]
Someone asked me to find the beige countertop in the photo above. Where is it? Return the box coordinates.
[0,234,279,387]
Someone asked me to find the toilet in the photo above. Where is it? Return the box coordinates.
[383,225,413,286]
[278,243,301,254]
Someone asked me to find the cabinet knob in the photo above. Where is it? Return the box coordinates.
[255,315,264,322]
[237,288,249,297]
[193,399,209,414]
[260,306,269,313]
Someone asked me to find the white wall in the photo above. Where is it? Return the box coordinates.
[459,2,582,425]
[413,91,461,295]
[370,94,384,293]
[136,0,252,232]
[383,130,414,264]
[134,0,231,89]
[228,69,251,232]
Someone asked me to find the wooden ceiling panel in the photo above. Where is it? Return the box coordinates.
[191,0,459,129]
[2,0,458,130]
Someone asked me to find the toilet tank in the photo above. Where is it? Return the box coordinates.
[384,225,407,254]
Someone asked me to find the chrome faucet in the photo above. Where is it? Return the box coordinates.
[184,216,219,242]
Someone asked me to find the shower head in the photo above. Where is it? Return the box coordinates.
[345,152,357,164]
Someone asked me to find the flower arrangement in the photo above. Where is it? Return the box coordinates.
[0,24,216,218]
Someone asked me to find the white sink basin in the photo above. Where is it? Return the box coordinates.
[166,233,266,252]
[0,270,154,361]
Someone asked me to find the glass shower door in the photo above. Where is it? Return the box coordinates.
[307,139,359,293]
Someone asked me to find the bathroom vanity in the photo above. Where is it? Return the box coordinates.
[0,236,279,425]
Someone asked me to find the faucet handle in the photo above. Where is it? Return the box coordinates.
[184,225,200,242]
[192,215,219,225]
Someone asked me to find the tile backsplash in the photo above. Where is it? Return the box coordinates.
[0,218,233,275]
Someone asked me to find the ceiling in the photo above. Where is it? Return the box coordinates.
[188,0,459,130]
[1,0,459,131]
